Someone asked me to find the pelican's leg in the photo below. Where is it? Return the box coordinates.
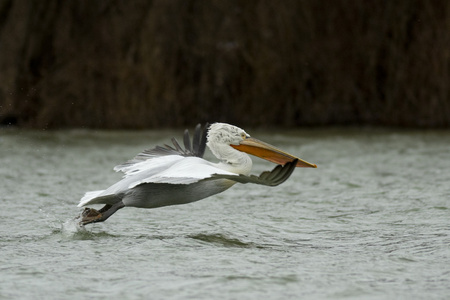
[79,201,125,225]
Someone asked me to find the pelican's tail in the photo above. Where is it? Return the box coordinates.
[78,190,122,207]
[78,189,122,206]
[78,190,105,207]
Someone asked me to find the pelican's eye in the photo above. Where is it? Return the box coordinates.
[240,132,247,139]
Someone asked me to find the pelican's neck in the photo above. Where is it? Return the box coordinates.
[207,142,253,175]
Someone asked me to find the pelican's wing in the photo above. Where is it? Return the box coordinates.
[127,157,236,186]
[211,159,298,187]
[114,123,209,173]
[80,155,191,206]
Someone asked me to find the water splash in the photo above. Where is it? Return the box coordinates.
[55,218,120,240]
[61,218,86,235]
[38,207,100,240]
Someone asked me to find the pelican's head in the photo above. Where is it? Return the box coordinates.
[207,123,250,146]
[207,123,317,168]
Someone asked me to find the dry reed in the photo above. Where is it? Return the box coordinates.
[0,0,449,128]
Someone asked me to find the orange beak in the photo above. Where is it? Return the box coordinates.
[231,137,317,168]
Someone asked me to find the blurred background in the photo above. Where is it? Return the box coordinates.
[0,0,449,129]
[1,3,450,298]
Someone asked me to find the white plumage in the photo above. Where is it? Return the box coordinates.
[77,122,316,225]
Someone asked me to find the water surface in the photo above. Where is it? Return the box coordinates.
[0,128,449,299]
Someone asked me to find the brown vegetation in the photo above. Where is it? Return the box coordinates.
[0,0,449,128]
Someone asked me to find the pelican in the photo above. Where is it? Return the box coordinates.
[77,123,317,225]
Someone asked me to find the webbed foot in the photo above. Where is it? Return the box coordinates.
[75,203,123,226]
[78,207,103,225]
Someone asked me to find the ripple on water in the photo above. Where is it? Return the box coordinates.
[1,129,449,300]
[188,233,258,248]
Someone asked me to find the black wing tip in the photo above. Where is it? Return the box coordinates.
[210,158,298,186]
[115,123,210,170]
[197,122,209,157]
[147,123,210,158]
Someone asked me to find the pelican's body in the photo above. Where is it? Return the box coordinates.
[78,123,316,225]
[79,156,237,209]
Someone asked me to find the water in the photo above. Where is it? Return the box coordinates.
[0,127,449,299]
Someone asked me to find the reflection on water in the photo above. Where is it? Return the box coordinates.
[0,128,449,299]
[188,233,258,248]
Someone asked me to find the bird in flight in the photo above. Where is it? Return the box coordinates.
[77,123,317,225]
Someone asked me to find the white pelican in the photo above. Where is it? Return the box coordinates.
[77,123,317,225]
